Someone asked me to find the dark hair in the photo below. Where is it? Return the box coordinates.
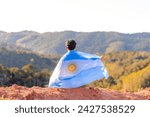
[65,40,76,50]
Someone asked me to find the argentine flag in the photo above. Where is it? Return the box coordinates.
[49,50,109,88]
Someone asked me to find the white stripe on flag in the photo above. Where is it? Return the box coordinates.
[60,59,104,78]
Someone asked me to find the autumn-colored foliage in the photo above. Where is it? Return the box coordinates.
[89,51,150,92]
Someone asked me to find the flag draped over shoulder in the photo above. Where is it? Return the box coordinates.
[48,50,109,88]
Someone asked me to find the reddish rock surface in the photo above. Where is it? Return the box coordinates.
[0,85,149,100]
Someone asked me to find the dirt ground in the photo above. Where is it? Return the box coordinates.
[0,85,149,100]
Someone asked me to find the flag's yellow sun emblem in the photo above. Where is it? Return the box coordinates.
[68,63,77,73]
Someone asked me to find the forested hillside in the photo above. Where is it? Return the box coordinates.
[88,51,150,92]
[0,48,56,87]
[0,48,56,70]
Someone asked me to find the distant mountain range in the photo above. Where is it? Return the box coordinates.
[0,30,150,55]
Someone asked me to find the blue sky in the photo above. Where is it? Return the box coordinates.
[0,0,150,33]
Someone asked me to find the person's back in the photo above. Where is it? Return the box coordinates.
[48,40,108,88]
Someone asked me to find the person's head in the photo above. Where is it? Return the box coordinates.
[65,40,76,51]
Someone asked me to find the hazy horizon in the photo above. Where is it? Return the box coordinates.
[1,30,150,34]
